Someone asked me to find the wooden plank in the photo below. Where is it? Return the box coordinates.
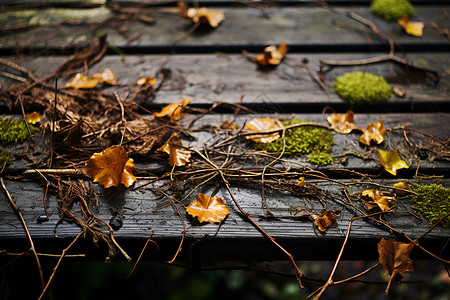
[0,6,449,52]
[1,53,449,110]
[1,176,449,261]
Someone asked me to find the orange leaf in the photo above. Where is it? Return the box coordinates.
[25,112,41,124]
[359,119,385,146]
[398,17,424,37]
[180,2,224,28]
[153,99,191,122]
[244,117,282,143]
[393,181,410,196]
[378,238,414,295]
[296,177,305,187]
[93,68,118,85]
[361,189,396,212]
[310,209,341,232]
[158,133,191,166]
[136,76,157,86]
[378,150,409,175]
[327,110,360,134]
[65,73,100,89]
[186,193,230,223]
[85,145,137,188]
[255,42,289,66]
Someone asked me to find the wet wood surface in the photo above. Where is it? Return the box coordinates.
[0,0,449,262]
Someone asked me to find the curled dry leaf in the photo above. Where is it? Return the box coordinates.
[393,181,410,196]
[179,2,224,28]
[137,76,157,86]
[359,119,385,146]
[65,68,118,89]
[327,110,360,134]
[378,238,414,295]
[186,193,230,223]
[296,177,305,187]
[244,117,282,143]
[153,99,191,122]
[378,150,409,175]
[158,133,191,166]
[85,145,137,188]
[310,209,341,232]
[256,42,289,66]
[361,189,396,212]
[25,112,41,124]
[398,17,424,37]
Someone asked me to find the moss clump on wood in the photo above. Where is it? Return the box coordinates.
[0,148,12,170]
[410,183,450,228]
[254,119,334,164]
[307,152,333,166]
[371,0,416,21]
[334,72,392,107]
[0,117,38,146]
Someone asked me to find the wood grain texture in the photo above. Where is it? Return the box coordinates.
[0,6,449,52]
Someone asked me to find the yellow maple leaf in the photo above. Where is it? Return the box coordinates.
[359,119,385,146]
[186,193,230,223]
[85,145,137,188]
[398,17,424,37]
[327,110,360,134]
[255,42,289,66]
[378,150,409,175]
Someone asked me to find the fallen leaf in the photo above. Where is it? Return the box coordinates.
[296,177,305,187]
[378,238,414,295]
[137,76,157,86]
[378,150,409,175]
[93,68,117,85]
[398,17,424,37]
[220,120,239,130]
[327,110,360,134]
[359,119,385,146]
[244,117,282,143]
[25,112,41,124]
[392,86,406,97]
[186,193,230,223]
[65,73,99,89]
[153,99,191,122]
[310,209,341,232]
[361,189,396,212]
[180,2,224,28]
[393,181,410,196]
[255,42,289,66]
[85,145,137,188]
[158,133,191,166]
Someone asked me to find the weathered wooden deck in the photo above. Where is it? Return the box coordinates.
[0,1,449,296]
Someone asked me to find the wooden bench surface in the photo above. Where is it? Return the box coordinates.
[1,0,449,267]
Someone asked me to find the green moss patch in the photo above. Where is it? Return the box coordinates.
[0,117,38,146]
[254,119,333,165]
[334,72,392,107]
[0,148,12,170]
[371,0,416,21]
[410,183,450,228]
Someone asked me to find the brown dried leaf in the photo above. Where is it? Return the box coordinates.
[359,119,385,146]
[153,99,191,122]
[244,117,282,143]
[255,42,289,66]
[180,2,224,28]
[85,145,137,188]
[186,193,230,223]
[65,73,100,89]
[361,189,396,212]
[158,133,191,166]
[327,110,360,134]
[310,209,341,232]
[25,112,41,124]
[398,17,424,37]
[378,238,415,295]
[137,76,157,86]
[93,68,118,85]
[378,150,409,175]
